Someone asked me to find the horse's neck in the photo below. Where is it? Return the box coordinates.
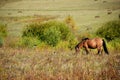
[78,42,83,48]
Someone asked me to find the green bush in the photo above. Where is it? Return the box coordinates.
[68,33,78,49]
[18,37,41,48]
[0,23,7,47]
[108,38,120,50]
[96,20,120,41]
[96,20,120,51]
[0,37,4,47]
[22,21,75,47]
[43,26,61,46]
[0,23,7,37]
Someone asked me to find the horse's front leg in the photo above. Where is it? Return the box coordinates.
[85,47,89,54]
[75,47,80,54]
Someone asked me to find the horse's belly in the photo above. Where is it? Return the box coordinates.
[88,46,96,49]
[88,42,97,49]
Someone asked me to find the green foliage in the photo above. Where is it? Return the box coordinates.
[96,20,120,41]
[68,33,78,50]
[96,20,120,51]
[22,21,75,47]
[0,37,4,47]
[108,38,120,50]
[19,37,41,48]
[0,23,7,37]
[43,26,61,46]
[0,23,7,47]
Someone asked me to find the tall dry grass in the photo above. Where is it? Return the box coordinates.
[0,47,119,80]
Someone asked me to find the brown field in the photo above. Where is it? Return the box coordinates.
[0,47,120,80]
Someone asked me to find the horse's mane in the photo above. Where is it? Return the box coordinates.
[75,38,89,48]
[82,38,89,41]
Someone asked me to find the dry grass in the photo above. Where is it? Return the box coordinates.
[0,47,120,80]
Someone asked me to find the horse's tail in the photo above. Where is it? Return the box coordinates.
[102,39,109,54]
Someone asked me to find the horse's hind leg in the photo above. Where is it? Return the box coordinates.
[97,47,102,55]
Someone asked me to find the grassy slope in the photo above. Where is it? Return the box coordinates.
[0,0,21,7]
[0,0,120,36]
[1,0,120,10]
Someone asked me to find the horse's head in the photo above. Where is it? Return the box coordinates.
[75,41,84,53]
[75,38,89,54]
[75,45,79,53]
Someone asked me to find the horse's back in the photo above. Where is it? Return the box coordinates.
[94,38,102,41]
[87,38,103,48]
[93,38,103,46]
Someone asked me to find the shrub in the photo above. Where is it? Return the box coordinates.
[108,38,120,50]
[68,33,78,50]
[0,23,7,47]
[0,23,7,37]
[19,37,41,48]
[96,20,120,51]
[96,20,120,41]
[0,37,4,47]
[22,21,75,47]
[43,26,61,46]
[65,15,76,30]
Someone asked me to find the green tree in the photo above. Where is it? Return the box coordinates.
[96,20,120,41]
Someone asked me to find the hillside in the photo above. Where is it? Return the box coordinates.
[0,0,120,36]
[0,0,120,10]
[0,0,21,7]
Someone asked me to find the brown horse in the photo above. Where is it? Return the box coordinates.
[75,38,109,55]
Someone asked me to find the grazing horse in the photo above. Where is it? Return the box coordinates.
[75,38,109,55]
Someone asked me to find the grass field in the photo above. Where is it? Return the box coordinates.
[0,0,120,36]
[0,47,120,80]
[0,0,120,80]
